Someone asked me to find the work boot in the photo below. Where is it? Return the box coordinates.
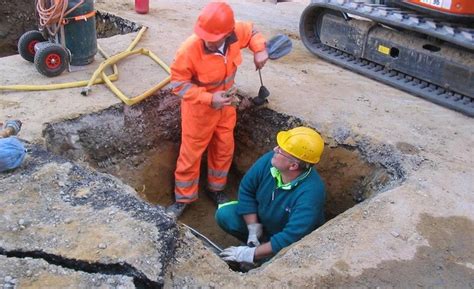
[206,191,230,206]
[165,202,187,219]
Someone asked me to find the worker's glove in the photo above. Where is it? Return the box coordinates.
[247,223,263,247]
[4,120,22,136]
[211,91,232,109]
[223,86,242,108]
[223,86,238,99]
[220,246,256,264]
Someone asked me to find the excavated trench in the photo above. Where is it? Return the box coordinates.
[2,5,408,277]
[43,91,404,253]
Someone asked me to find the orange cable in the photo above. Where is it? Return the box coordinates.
[35,0,84,36]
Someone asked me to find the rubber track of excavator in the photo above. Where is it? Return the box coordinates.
[300,0,474,117]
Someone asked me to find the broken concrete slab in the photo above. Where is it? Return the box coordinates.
[0,144,177,287]
[0,255,135,289]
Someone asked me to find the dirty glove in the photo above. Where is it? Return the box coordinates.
[247,223,263,247]
[211,91,232,109]
[223,86,241,107]
[220,246,256,264]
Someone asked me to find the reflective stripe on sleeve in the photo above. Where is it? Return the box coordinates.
[169,81,187,89]
[196,72,236,88]
[176,83,193,98]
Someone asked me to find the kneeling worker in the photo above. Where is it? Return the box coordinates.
[217,126,326,264]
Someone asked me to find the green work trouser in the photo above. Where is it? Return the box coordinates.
[216,201,273,264]
[215,201,248,243]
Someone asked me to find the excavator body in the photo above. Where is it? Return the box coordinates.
[395,0,474,19]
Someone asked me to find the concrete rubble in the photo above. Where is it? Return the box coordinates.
[1,145,177,288]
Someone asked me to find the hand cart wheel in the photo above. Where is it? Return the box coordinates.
[34,43,69,77]
[18,30,46,62]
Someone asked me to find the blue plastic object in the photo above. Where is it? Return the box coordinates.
[0,137,26,172]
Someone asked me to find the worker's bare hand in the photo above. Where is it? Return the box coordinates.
[211,91,232,109]
[254,49,269,70]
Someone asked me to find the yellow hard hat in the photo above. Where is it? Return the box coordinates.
[276,126,324,164]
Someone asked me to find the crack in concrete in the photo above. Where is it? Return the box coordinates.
[0,247,162,289]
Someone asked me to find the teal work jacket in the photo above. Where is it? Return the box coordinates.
[236,151,326,253]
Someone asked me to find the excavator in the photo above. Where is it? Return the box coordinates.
[299,0,473,117]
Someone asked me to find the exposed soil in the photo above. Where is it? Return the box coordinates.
[42,92,395,252]
[0,1,36,57]
[98,141,242,250]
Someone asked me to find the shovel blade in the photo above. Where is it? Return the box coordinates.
[267,34,293,60]
[252,96,268,106]
[258,85,270,99]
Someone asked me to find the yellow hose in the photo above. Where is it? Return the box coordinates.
[81,26,171,105]
[96,47,171,105]
[81,26,149,95]
[0,44,118,91]
[0,25,171,106]
[0,77,112,91]
[126,26,147,52]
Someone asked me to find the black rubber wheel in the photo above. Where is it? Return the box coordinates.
[34,43,69,77]
[18,30,46,63]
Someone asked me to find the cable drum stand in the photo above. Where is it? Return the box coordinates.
[18,0,97,77]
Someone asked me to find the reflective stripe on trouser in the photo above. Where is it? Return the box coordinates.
[175,178,199,202]
[215,201,248,243]
[207,121,233,192]
[174,101,236,202]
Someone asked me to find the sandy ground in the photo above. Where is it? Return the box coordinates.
[1,0,473,288]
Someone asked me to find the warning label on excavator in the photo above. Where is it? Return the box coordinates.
[420,0,451,9]
[377,45,390,55]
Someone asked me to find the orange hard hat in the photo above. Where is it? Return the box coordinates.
[194,1,235,42]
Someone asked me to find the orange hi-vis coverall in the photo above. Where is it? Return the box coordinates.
[170,21,266,203]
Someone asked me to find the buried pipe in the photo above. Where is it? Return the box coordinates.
[181,223,246,272]
[182,223,223,254]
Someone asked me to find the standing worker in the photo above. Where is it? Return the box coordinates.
[217,127,326,265]
[166,1,269,218]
